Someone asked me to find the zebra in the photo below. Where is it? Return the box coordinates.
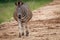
[13,1,32,37]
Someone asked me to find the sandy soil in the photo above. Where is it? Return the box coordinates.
[0,0,60,40]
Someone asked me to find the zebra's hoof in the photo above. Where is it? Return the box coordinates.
[19,33,21,37]
[22,32,24,36]
[26,31,29,36]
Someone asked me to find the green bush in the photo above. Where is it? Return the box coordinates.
[0,0,17,3]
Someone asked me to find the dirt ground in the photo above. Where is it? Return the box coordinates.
[0,0,60,40]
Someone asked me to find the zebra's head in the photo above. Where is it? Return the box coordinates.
[15,1,24,18]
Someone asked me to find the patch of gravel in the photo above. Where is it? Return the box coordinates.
[0,0,60,40]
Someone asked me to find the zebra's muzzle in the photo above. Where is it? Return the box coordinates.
[18,15,21,19]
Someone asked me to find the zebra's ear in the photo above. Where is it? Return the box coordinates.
[18,1,23,6]
[15,2,17,6]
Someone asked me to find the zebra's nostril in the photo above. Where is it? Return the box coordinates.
[18,15,21,19]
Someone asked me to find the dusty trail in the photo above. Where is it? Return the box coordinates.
[0,0,60,40]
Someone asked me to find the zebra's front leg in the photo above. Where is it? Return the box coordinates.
[18,20,24,37]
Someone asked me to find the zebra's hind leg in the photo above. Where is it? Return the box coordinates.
[23,23,29,36]
[25,26,29,36]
